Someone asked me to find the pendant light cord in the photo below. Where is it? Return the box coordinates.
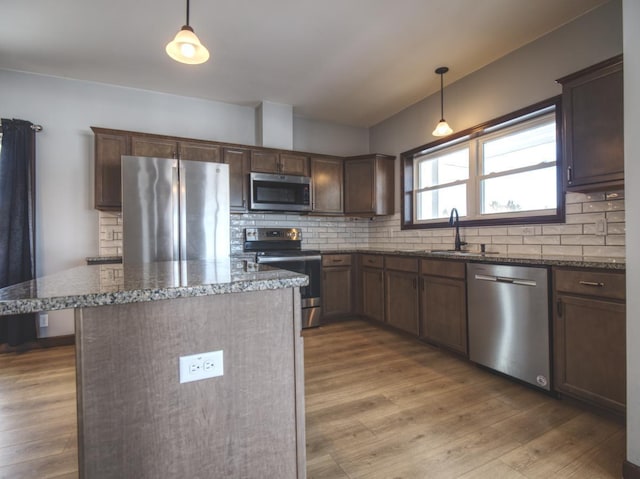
[186,0,190,26]
[439,72,444,121]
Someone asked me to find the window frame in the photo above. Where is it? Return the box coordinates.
[401,96,564,230]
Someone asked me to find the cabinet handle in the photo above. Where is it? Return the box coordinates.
[557,300,563,317]
[578,280,605,287]
[567,166,572,183]
[332,259,342,263]
[413,278,417,289]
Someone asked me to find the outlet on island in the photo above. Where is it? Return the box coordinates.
[179,350,224,384]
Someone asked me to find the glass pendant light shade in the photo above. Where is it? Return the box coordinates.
[432,66,453,137]
[432,119,453,137]
[166,25,210,65]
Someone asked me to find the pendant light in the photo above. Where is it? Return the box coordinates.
[166,0,210,65]
[432,66,453,137]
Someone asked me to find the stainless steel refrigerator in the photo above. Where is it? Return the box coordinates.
[122,156,230,263]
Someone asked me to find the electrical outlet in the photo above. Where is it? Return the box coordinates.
[179,350,223,384]
[39,312,48,328]
[595,217,608,236]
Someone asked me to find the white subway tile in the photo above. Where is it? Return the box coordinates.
[507,244,542,255]
[606,235,626,246]
[542,245,583,256]
[542,224,582,235]
[583,200,625,212]
[523,235,560,245]
[560,235,605,246]
[565,212,605,224]
[583,245,626,258]
[490,235,523,245]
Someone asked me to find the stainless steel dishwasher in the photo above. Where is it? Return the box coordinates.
[467,263,551,391]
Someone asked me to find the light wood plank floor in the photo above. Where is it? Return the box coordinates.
[303,320,625,479]
[0,319,625,478]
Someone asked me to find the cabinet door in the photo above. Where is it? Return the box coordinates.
[420,276,467,354]
[562,57,624,191]
[322,266,352,317]
[385,270,419,335]
[362,268,384,323]
[344,159,374,215]
[223,147,250,212]
[554,294,626,412]
[311,157,343,214]
[94,131,129,210]
[280,153,310,176]
[131,136,177,158]
[179,142,221,163]
[250,150,280,173]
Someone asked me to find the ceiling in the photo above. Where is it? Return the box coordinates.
[0,0,609,127]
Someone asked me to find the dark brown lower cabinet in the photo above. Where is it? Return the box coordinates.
[419,275,467,354]
[322,255,353,318]
[384,257,419,335]
[553,267,626,414]
[361,267,384,323]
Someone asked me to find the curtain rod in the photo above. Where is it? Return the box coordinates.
[0,123,43,133]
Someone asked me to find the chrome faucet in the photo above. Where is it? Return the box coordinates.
[448,208,467,251]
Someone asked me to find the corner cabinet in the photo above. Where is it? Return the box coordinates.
[557,55,624,192]
[553,267,626,413]
[419,259,467,355]
[344,154,395,216]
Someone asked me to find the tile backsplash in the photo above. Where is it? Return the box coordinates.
[98,191,625,259]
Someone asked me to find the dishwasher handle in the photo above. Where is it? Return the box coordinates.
[474,273,537,287]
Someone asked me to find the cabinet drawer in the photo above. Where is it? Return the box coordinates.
[384,256,419,273]
[554,268,625,300]
[361,254,383,269]
[420,259,465,279]
[322,254,352,267]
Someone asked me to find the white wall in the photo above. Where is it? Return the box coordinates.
[370,0,623,201]
[293,116,369,156]
[623,0,639,468]
[0,70,367,336]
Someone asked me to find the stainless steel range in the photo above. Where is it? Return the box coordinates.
[244,227,321,328]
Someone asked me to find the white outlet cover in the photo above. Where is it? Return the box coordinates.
[179,350,224,384]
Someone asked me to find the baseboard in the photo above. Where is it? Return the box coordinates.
[624,460,640,479]
[0,334,75,353]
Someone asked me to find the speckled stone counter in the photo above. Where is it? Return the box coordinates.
[0,258,308,316]
[319,248,626,270]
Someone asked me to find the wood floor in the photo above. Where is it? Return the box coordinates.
[303,320,625,479]
[0,319,625,478]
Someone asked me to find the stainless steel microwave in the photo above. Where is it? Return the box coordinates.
[249,172,312,212]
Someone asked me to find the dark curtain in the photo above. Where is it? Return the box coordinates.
[0,119,37,346]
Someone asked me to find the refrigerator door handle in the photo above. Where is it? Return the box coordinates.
[172,163,181,261]
[178,164,188,261]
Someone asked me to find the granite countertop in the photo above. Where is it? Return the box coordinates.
[321,248,626,270]
[0,258,308,316]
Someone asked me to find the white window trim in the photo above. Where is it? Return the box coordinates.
[412,109,557,225]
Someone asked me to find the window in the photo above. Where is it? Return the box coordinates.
[402,98,563,228]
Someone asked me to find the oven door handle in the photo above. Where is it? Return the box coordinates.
[256,255,322,263]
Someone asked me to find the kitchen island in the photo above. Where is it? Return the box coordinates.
[0,259,308,479]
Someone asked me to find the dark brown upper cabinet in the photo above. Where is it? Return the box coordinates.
[92,127,129,211]
[557,55,623,192]
[311,156,343,214]
[250,151,310,176]
[223,147,251,213]
[344,154,395,217]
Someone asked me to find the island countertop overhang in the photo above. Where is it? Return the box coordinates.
[0,258,308,316]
